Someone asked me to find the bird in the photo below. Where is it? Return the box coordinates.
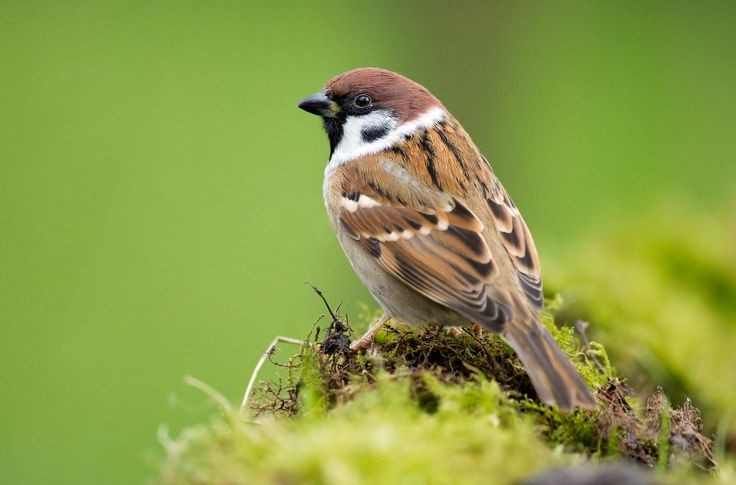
[298,67,596,410]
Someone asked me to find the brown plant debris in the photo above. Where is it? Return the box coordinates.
[596,381,715,470]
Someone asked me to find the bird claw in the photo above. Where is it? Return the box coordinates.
[349,314,390,352]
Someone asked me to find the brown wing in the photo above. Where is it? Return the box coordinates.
[480,158,544,310]
[337,161,511,330]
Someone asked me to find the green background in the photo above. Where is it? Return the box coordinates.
[2,2,735,483]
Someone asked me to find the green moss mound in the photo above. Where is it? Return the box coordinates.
[157,307,722,484]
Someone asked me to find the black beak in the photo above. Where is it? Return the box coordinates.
[298,91,339,118]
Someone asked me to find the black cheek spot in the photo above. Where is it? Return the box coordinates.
[361,125,390,143]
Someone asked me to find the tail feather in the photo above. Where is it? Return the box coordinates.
[502,316,597,410]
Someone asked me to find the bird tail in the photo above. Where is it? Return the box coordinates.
[502,316,597,410]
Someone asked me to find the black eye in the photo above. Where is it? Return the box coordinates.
[354,94,372,108]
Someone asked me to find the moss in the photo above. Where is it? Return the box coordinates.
[157,305,720,484]
[545,200,736,445]
[160,368,568,484]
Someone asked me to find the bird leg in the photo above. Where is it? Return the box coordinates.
[350,314,391,351]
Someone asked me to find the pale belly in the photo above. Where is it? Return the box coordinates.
[334,228,472,327]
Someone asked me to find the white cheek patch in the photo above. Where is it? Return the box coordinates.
[334,110,397,166]
[325,106,446,174]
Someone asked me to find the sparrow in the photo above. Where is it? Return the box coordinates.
[298,68,596,409]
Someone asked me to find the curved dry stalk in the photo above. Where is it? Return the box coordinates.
[240,336,305,411]
[185,375,234,413]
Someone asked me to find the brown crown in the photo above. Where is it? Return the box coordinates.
[325,68,443,122]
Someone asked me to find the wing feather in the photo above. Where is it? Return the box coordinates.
[338,170,510,330]
[482,159,544,310]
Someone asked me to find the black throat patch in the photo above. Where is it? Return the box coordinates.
[323,115,346,156]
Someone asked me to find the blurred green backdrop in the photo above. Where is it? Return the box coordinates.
[1,1,735,483]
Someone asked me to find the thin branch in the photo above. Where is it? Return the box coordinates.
[575,320,606,375]
[304,282,338,321]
